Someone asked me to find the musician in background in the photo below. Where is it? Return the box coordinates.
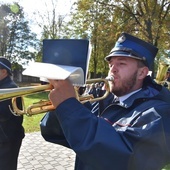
[163,68,170,89]
[88,83,97,98]
[0,57,25,170]
[41,33,170,170]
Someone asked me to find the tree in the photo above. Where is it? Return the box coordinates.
[67,0,118,78]
[0,3,38,66]
[31,0,74,62]
[103,0,170,73]
[66,0,170,77]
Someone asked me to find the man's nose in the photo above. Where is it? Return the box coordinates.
[109,64,117,73]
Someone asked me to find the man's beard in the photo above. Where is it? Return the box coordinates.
[111,71,138,97]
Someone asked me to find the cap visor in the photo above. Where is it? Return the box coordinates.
[105,51,144,61]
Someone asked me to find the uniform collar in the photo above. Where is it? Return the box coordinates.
[118,88,142,103]
[0,76,11,87]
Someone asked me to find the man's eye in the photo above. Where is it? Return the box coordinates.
[109,64,113,68]
[119,62,126,65]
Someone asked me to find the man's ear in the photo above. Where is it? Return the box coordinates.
[1,69,8,76]
[138,67,149,80]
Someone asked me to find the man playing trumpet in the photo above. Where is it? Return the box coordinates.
[41,33,170,170]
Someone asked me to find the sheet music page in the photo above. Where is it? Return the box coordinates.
[22,62,84,86]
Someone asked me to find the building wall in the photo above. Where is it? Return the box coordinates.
[13,70,40,83]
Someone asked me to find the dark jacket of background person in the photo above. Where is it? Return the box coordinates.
[0,76,25,142]
[88,84,97,98]
[40,76,170,170]
[0,62,25,170]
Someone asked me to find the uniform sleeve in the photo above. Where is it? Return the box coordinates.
[54,98,169,170]
[40,101,93,148]
[40,111,70,148]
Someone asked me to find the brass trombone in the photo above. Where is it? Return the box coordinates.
[0,77,113,116]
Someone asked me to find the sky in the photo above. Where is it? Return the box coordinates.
[0,0,75,66]
[0,0,75,35]
[0,0,74,14]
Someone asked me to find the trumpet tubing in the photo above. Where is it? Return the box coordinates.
[0,84,53,101]
[80,77,112,104]
[0,84,53,116]
[0,77,113,116]
[11,97,55,116]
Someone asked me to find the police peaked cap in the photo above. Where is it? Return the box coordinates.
[105,33,158,69]
[0,57,12,75]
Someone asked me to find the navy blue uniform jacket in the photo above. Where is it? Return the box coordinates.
[40,76,170,170]
[0,76,25,142]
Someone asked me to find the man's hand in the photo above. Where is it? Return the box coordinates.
[48,79,76,108]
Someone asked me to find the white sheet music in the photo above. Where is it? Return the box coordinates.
[22,62,84,86]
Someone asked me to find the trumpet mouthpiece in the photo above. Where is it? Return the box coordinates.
[105,76,114,81]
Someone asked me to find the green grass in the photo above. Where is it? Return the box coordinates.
[22,91,49,133]
[163,165,170,170]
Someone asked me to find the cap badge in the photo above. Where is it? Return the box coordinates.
[118,34,126,43]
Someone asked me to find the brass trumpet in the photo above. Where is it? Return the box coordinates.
[0,84,53,116]
[0,77,113,116]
